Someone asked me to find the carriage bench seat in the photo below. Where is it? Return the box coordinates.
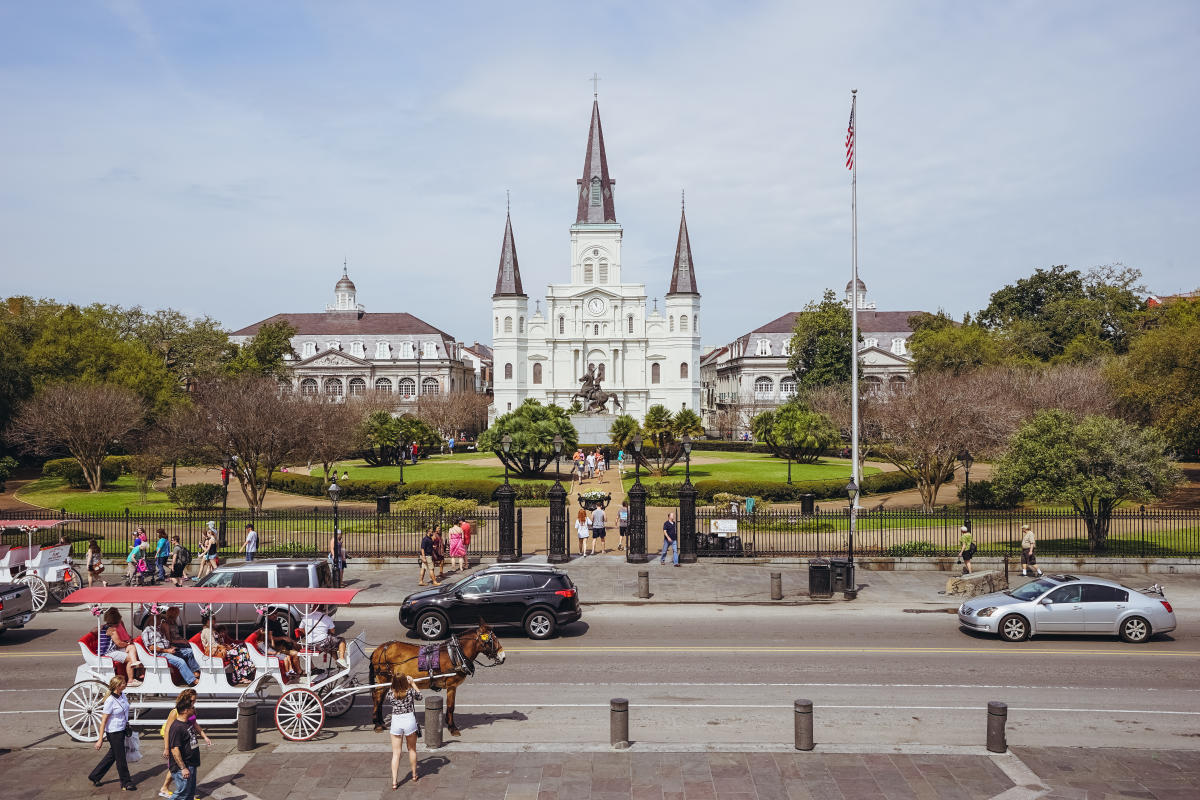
[243,630,290,676]
[78,631,118,670]
[133,636,186,685]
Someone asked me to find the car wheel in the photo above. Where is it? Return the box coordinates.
[1120,616,1151,643]
[524,609,557,640]
[999,614,1029,642]
[416,611,448,641]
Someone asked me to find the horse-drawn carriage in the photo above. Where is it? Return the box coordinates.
[59,586,369,743]
[1,520,83,612]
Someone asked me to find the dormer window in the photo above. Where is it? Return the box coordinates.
[327,341,341,352]
[350,341,365,358]
[891,337,907,355]
[375,341,390,359]
[303,342,316,358]
[423,342,437,358]
[864,338,878,349]
[756,339,772,356]
[400,341,415,359]
[590,177,601,206]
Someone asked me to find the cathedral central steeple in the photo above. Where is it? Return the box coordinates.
[575,100,617,224]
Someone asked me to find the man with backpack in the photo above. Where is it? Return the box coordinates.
[168,535,192,586]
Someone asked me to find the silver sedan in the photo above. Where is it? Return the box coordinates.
[958,574,1177,643]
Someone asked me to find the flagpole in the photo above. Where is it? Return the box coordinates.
[849,89,861,502]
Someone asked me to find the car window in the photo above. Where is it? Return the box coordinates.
[1082,584,1128,603]
[234,571,269,588]
[497,574,536,592]
[1047,585,1081,603]
[277,567,310,588]
[199,571,234,588]
[1009,578,1058,601]
[462,575,497,595]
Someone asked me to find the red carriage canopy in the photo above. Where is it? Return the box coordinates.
[61,586,361,605]
[0,520,72,529]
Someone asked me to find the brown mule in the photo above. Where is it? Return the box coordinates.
[369,621,505,736]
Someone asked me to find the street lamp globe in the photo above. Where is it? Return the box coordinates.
[501,434,513,454]
[552,434,563,456]
[958,449,974,472]
[681,434,692,456]
[845,479,859,505]
[632,434,643,455]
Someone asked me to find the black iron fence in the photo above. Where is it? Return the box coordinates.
[0,508,499,560]
[691,507,1200,559]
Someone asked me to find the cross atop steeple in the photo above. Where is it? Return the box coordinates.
[590,72,601,98]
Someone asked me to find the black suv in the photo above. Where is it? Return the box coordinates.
[399,564,581,640]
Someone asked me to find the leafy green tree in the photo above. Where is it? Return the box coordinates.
[907,312,1003,375]
[1106,300,1200,455]
[993,410,1181,551]
[751,404,840,463]
[608,414,640,450]
[358,411,440,467]
[128,308,232,387]
[0,455,18,492]
[478,400,578,478]
[786,289,859,387]
[225,320,298,379]
[638,405,704,476]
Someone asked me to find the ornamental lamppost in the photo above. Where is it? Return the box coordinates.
[844,478,859,600]
[678,434,697,564]
[328,479,341,537]
[785,432,794,485]
[958,449,974,533]
[548,434,568,563]
[626,434,648,563]
[497,433,517,561]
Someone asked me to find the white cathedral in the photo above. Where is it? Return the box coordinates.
[490,99,702,423]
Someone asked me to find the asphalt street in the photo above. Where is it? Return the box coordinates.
[1,601,1197,754]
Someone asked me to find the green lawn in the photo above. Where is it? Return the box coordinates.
[320,453,567,486]
[15,475,177,513]
[622,452,875,487]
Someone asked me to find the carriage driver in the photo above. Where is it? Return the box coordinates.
[298,605,350,669]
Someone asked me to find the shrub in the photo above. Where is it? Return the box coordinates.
[885,540,942,557]
[957,479,1022,509]
[0,455,17,492]
[691,471,916,503]
[395,494,479,522]
[42,457,124,489]
[166,483,226,510]
[266,472,503,504]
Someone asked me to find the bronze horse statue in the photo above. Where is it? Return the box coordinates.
[368,622,505,736]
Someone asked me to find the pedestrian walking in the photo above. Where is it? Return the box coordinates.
[589,504,607,555]
[86,538,106,587]
[617,500,629,551]
[328,529,347,588]
[659,511,679,566]
[460,517,472,556]
[447,520,466,573]
[418,528,440,586]
[1020,525,1043,577]
[957,526,976,575]
[87,676,137,791]
[242,523,257,562]
[167,534,189,587]
[167,693,202,800]
[575,509,590,556]
[410,441,419,465]
[430,525,446,581]
[575,451,586,485]
[153,529,170,584]
[617,449,625,474]
[386,674,423,787]
[157,688,211,799]
[197,523,218,580]
[585,452,596,480]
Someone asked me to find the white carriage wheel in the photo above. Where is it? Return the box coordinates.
[59,680,108,742]
[321,675,358,718]
[51,567,83,602]
[18,574,48,612]
[275,688,325,741]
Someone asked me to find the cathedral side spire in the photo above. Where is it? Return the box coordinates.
[666,203,699,296]
[575,100,617,224]
[492,210,526,298]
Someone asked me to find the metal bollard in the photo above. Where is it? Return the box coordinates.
[237,700,257,752]
[637,570,650,599]
[771,572,783,600]
[986,701,1007,753]
[424,694,444,749]
[610,697,630,748]
[794,699,814,751]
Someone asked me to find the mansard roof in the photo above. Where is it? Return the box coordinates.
[230,312,452,339]
[575,100,617,224]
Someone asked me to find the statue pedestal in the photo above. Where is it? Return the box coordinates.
[571,414,617,446]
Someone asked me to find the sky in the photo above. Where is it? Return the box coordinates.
[1,0,1197,349]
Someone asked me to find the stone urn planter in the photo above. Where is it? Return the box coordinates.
[577,492,612,511]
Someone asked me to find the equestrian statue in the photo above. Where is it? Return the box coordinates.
[570,363,622,414]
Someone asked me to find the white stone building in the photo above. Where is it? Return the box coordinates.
[490,100,702,422]
[230,271,475,401]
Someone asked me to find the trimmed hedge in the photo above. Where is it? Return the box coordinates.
[268,471,504,505]
[166,483,225,510]
[957,479,1022,509]
[690,470,916,503]
[42,456,128,489]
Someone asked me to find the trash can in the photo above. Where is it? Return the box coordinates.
[808,558,832,598]
[800,493,816,515]
[830,558,855,593]
[376,495,391,514]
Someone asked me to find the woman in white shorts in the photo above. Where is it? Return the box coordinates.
[387,674,422,787]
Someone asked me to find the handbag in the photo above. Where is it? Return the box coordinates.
[125,730,143,762]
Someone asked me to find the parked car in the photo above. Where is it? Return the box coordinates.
[0,581,36,638]
[134,559,333,635]
[958,574,1177,643]
[399,564,582,641]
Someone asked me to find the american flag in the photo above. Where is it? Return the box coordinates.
[845,103,855,170]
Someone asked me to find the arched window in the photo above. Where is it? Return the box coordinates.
[680,362,689,379]
[780,377,798,399]
[421,377,440,395]
[593,324,599,336]
[669,316,675,332]
[503,316,513,333]
[300,378,318,395]
[627,315,634,333]
[756,339,772,356]
[324,378,344,397]
[374,377,393,394]
[303,342,316,358]
[398,378,416,399]
[532,363,542,384]
[864,375,884,393]
[889,374,908,387]
[694,314,699,332]
[584,262,594,283]
[518,317,524,334]
[348,377,367,396]
[558,315,565,335]
[375,341,390,359]
[598,260,608,283]
[754,376,774,400]
[504,363,513,380]
[494,317,499,333]
[680,314,689,332]
[651,363,661,384]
